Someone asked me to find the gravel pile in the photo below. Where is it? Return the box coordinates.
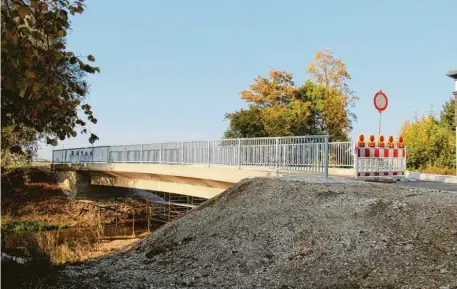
[53,178,457,289]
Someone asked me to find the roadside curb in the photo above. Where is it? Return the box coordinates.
[406,171,457,184]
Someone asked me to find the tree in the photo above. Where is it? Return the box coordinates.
[224,107,266,138]
[1,124,39,168]
[240,70,296,107]
[440,98,456,131]
[306,48,350,91]
[224,69,354,140]
[400,101,456,175]
[224,70,310,138]
[1,0,99,165]
[224,50,357,140]
[306,49,358,122]
[295,81,351,141]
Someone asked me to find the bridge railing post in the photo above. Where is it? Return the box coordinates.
[237,139,241,169]
[140,144,143,163]
[207,140,211,167]
[123,145,126,163]
[159,143,163,164]
[181,142,185,165]
[324,136,329,178]
[275,137,279,171]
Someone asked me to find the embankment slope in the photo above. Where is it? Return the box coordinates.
[56,178,457,288]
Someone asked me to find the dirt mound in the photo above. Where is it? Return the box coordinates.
[53,178,457,289]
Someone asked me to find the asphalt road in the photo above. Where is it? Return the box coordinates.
[391,180,457,192]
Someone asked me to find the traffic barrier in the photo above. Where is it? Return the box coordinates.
[387,136,394,148]
[368,135,376,147]
[357,134,365,147]
[354,135,406,179]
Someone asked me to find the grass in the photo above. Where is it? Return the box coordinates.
[421,165,456,176]
[1,219,68,233]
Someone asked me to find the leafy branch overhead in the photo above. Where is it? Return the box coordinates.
[1,0,100,148]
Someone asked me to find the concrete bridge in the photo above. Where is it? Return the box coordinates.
[52,136,354,199]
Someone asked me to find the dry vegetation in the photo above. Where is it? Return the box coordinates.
[1,166,148,228]
[1,166,153,289]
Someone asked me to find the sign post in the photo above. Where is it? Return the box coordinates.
[373,90,388,136]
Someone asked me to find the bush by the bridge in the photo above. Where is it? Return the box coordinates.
[400,98,456,175]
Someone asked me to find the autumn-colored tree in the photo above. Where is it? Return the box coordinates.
[400,99,456,175]
[1,0,99,166]
[306,49,358,124]
[224,68,354,140]
[306,48,350,90]
[240,70,296,107]
[225,70,310,138]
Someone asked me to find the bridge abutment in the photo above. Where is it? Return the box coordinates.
[55,170,92,198]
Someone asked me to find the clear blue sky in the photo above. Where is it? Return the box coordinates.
[39,0,457,159]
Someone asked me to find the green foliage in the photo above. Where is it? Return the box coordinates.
[225,50,356,140]
[1,0,99,167]
[1,220,64,233]
[400,100,456,175]
[224,107,266,138]
[440,98,456,131]
[1,124,38,169]
[224,71,355,141]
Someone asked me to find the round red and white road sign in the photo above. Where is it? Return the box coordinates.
[374,90,388,112]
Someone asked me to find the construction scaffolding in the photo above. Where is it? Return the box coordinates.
[147,192,207,223]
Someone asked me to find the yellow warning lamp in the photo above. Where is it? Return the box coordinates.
[378,135,385,147]
[387,136,395,148]
[397,136,404,148]
[368,135,376,147]
[358,134,365,147]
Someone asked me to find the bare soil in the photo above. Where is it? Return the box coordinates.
[48,178,457,289]
[1,167,148,227]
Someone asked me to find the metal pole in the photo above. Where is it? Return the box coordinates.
[324,136,329,178]
[379,112,382,137]
[140,144,143,163]
[123,145,126,163]
[159,143,163,164]
[354,142,359,179]
[181,142,184,165]
[238,139,242,169]
[207,140,211,167]
[275,137,279,172]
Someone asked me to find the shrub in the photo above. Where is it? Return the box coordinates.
[400,101,456,175]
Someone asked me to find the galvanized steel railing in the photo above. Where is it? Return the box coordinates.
[328,142,354,167]
[52,136,332,176]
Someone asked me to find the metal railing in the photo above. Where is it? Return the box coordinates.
[52,136,332,176]
[328,142,354,167]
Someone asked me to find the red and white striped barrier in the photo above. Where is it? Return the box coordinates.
[354,134,406,179]
[355,146,406,178]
